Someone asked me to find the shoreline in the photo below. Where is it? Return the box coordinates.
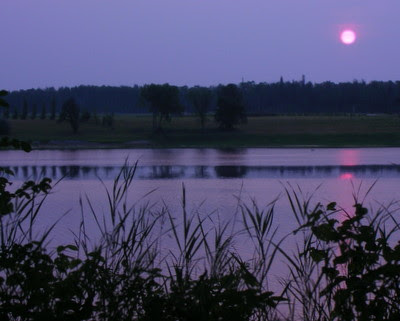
[25,139,400,150]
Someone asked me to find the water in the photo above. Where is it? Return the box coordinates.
[0,147,398,241]
[1,147,400,293]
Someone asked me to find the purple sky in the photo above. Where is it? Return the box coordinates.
[1,0,399,91]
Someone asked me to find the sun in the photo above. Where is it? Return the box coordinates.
[340,29,356,45]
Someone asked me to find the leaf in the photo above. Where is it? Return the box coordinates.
[327,202,337,211]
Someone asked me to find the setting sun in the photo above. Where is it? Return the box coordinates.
[340,29,356,45]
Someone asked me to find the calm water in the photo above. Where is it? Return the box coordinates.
[1,148,400,274]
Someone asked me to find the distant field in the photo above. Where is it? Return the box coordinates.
[6,114,400,148]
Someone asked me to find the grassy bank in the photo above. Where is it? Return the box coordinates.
[6,114,400,148]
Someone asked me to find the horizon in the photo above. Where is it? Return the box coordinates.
[6,77,400,93]
[1,1,400,91]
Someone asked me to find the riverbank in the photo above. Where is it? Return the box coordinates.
[5,114,400,149]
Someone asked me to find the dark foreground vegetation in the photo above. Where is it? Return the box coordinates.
[1,142,400,319]
[2,92,400,320]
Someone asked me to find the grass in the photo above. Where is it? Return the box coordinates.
[2,161,400,320]
[6,114,400,148]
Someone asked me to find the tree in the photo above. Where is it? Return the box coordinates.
[2,106,9,119]
[215,84,246,130]
[50,97,56,120]
[0,90,9,134]
[58,98,80,133]
[187,86,213,132]
[40,103,46,119]
[80,110,91,122]
[141,84,183,133]
[12,108,18,119]
[30,103,37,119]
[20,99,28,120]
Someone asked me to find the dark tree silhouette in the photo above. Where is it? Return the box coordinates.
[50,97,56,120]
[2,106,9,119]
[59,98,80,133]
[80,110,91,122]
[12,107,18,119]
[141,83,182,133]
[30,103,37,119]
[215,84,247,130]
[0,90,8,108]
[40,103,46,119]
[3,81,400,116]
[20,99,28,120]
[187,86,213,132]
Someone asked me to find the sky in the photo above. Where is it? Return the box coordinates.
[1,0,399,91]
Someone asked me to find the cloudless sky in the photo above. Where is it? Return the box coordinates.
[1,0,399,90]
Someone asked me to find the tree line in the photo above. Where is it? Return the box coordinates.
[4,80,400,116]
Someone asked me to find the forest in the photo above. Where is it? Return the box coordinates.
[5,79,400,115]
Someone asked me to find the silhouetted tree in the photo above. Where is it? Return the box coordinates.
[0,90,9,120]
[58,98,80,133]
[93,110,99,124]
[102,113,114,129]
[3,81,400,116]
[30,104,37,119]
[215,84,246,130]
[187,86,213,132]
[50,98,56,120]
[40,103,46,119]
[20,99,28,120]
[12,108,18,119]
[2,107,9,119]
[141,83,183,133]
[0,119,9,135]
[0,90,8,108]
[80,110,91,122]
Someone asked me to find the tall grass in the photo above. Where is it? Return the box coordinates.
[1,162,400,320]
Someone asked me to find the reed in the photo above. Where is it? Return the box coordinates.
[1,161,400,320]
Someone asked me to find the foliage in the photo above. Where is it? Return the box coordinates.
[40,103,46,120]
[6,81,400,116]
[1,152,400,320]
[141,83,183,133]
[30,103,37,120]
[2,82,400,319]
[0,90,8,108]
[215,84,247,130]
[80,110,91,122]
[50,98,56,120]
[93,110,99,125]
[297,201,400,320]
[0,119,10,135]
[187,86,213,131]
[2,107,9,119]
[20,99,28,120]
[58,98,80,133]
[12,108,18,120]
